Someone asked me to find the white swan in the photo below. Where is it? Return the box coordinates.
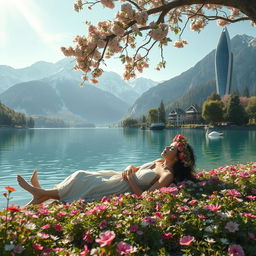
[206,128,224,138]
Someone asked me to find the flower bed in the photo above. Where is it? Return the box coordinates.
[1,163,256,255]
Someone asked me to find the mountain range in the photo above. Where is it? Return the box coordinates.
[0,59,157,124]
[0,34,255,124]
[128,34,256,117]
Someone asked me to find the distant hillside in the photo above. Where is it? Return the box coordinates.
[0,102,34,128]
[0,59,157,106]
[0,79,130,124]
[128,34,256,117]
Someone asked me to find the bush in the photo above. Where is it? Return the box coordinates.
[1,163,256,255]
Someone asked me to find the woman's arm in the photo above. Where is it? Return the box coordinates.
[121,165,140,180]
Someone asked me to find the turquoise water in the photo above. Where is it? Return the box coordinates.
[0,128,255,208]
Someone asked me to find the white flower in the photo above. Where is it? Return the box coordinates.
[140,221,149,227]
[4,243,15,251]
[220,238,229,244]
[205,237,216,243]
[25,223,36,230]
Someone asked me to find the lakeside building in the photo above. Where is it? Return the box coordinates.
[215,27,233,97]
[168,104,203,125]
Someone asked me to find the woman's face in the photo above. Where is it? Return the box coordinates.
[161,142,178,162]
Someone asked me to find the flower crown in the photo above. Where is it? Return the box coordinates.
[173,135,193,168]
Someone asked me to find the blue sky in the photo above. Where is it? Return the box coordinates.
[0,0,255,81]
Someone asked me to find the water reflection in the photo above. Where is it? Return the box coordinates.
[0,128,255,208]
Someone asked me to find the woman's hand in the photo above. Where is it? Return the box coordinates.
[122,165,135,181]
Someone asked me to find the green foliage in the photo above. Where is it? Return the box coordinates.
[207,93,221,101]
[1,163,256,255]
[202,100,224,124]
[0,103,34,128]
[246,96,256,119]
[225,95,248,125]
[147,108,159,123]
[242,86,250,97]
[122,117,139,128]
[158,100,166,123]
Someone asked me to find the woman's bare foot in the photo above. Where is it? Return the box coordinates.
[17,175,41,197]
[26,195,49,206]
[30,169,41,188]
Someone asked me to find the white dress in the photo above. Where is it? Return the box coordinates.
[54,161,158,203]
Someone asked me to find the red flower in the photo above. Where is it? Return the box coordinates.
[5,186,16,192]
[7,206,21,212]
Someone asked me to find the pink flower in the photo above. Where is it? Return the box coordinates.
[242,212,256,218]
[135,204,142,210]
[79,245,89,256]
[180,236,195,246]
[155,203,161,210]
[95,230,116,247]
[129,225,138,233]
[99,220,107,229]
[32,243,43,251]
[13,245,25,254]
[38,207,49,215]
[246,195,256,200]
[83,231,93,243]
[239,171,250,178]
[41,224,50,230]
[228,244,245,256]
[159,186,178,195]
[101,196,111,203]
[57,212,66,217]
[227,189,241,197]
[54,224,62,232]
[197,214,206,219]
[142,216,156,225]
[38,232,50,239]
[225,221,239,233]
[154,211,163,219]
[116,241,136,255]
[188,200,197,205]
[205,204,221,211]
[70,209,78,216]
[162,232,173,240]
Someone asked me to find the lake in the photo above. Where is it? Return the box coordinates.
[0,127,255,208]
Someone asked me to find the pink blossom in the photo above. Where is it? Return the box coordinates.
[162,232,173,240]
[225,221,239,232]
[228,244,245,256]
[116,241,136,255]
[54,224,62,232]
[205,204,221,211]
[129,225,139,233]
[101,196,111,203]
[38,207,49,215]
[79,245,89,256]
[99,220,107,229]
[142,216,156,225]
[173,40,187,48]
[188,200,197,205]
[95,230,116,247]
[154,212,163,219]
[197,214,206,219]
[227,189,241,197]
[135,204,142,210]
[155,203,161,210]
[242,212,256,218]
[41,224,50,230]
[13,245,25,254]
[239,171,250,178]
[38,232,50,239]
[70,209,78,216]
[83,231,93,243]
[100,0,115,9]
[169,214,178,219]
[57,212,66,217]
[32,243,44,251]
[246,195,256,200]
[179,236,195,246]
[159,186,178,195]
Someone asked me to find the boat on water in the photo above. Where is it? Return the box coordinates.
[149,122,165,130]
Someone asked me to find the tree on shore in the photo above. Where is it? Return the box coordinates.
[202,100,224,124]
[158,100,166,123]
[225,94,248,125]
[122,117,138,127]
[62,0,256,84]
[147,108,159,123]
[246,96,256,122]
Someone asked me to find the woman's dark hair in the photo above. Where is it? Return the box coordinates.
[172,144,196,183]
